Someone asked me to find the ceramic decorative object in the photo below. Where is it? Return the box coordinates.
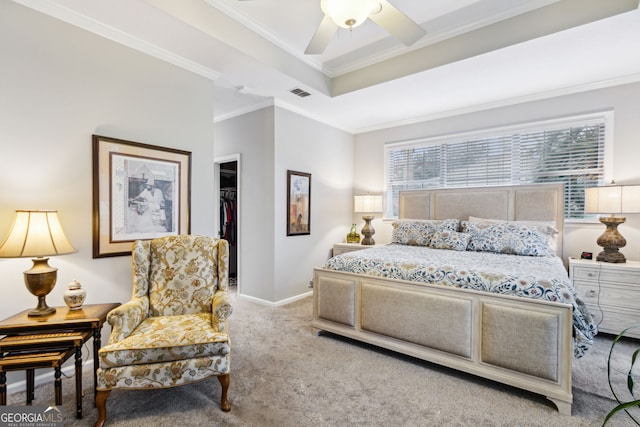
[64,279,86,309]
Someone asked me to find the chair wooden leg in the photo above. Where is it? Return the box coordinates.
[217,374,231,412]
[94,389,111,427]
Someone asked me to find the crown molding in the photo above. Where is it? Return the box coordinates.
[203,0,325,73]
[213,98,275,123]
[13,0,221,81]
[352,72,640,134]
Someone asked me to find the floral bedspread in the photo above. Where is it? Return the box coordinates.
[325,244,597,357]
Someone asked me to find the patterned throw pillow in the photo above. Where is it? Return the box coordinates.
[391,219,460,247]
[463,221,555,257]
[429,230,471,251]
[467,216,559,253]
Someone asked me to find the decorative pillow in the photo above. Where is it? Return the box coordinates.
[464,222,556,257]
[467,217,559,253]
[429,230,471,251]
[391,219,460,247]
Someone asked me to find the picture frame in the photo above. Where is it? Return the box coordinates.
[92,135,191,258]
[286,170,311,236]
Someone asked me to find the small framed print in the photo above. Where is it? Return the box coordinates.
[92,135,191,258]
[286,170,311,236]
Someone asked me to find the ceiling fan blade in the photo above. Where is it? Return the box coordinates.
[369,0,426,46]
[305,14,338,55]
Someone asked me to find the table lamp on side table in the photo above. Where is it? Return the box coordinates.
[585,184,640,263]
[354,195,383,245]
[0,210,76,316]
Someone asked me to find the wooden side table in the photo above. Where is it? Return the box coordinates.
[0,303,120,418]
[0,347,78,407]
[0,331,90,412]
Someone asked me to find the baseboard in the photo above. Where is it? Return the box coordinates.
[237,290,312,307]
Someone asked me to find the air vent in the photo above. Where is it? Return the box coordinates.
[289,88,311,98]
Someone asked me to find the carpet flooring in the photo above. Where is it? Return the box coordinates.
[7,292,640,426]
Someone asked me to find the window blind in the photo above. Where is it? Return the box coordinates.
[385,115,607,219]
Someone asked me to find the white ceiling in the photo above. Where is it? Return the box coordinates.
[14,0,640,133]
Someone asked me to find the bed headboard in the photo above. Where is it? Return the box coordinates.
[398,183,564,257]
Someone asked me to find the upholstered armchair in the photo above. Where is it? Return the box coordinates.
[94,235,232,427]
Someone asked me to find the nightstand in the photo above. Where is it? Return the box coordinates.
[569,258,640,338]
[333,242,384,256]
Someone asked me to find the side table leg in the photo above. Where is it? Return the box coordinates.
[93,328,101,406]
[54,367,62,406]
[75,347,83,419]
[26,369,34,404]
[0,371,6,405]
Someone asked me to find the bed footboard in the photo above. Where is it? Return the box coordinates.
[312,268,573,415]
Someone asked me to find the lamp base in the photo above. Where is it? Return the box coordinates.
[595,216,627,263]
[361,215,376,245]
[596,249,626,263]
[28,299,56,317]
[24,257,58,317]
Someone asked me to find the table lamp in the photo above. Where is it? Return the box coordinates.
[354,195,383,245]
[0,210,76,316]
[584,184,640,263]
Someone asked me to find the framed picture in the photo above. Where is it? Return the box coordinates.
[286,170,311,236]
[92,135,191,258]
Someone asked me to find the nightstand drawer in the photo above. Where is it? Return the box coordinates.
[576,282,640,311]
[599,269,640,286]
[573,282,599,304]
[600,284,640,310]
[584,303,640,338]
[571,267,600,281]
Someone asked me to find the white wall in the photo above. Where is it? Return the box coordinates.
[214,105,353,303]
[214,107,276,301]
[0,2,216,387]
[273,107,353,301]
[354,81,640,263]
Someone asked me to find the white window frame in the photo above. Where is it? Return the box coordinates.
[383,111,613,221]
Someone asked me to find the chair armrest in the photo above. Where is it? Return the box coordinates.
[212,291,233,332]
[106,296,149,344]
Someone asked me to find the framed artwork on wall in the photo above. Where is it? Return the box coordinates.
[286,170,311,236]
[92,134,191,258]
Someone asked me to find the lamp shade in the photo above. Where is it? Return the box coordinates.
[354,195,383,213]
[585,185,640,214]
[321,0,378,29]
[0,210,76,258]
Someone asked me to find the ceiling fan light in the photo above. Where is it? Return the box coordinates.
[320,0,378,29]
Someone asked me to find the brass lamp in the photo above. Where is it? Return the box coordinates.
[585,184,640,263]
[354,195,383,245]
[0,210,76,316]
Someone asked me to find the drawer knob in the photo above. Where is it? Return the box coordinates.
[586,289,596,298]
[587,272,595,277]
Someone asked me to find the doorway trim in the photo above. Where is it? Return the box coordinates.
[215,153,241,295]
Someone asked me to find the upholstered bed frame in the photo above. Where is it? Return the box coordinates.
[312,184,573,414]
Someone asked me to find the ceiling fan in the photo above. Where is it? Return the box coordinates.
[305,0,426,55]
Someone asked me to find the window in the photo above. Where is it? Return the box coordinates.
[385,113,609,219]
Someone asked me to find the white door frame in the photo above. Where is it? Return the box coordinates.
[214,154,241,294]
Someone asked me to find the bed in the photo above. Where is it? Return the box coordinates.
[312,184,597,415]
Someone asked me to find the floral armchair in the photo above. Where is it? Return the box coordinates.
[94,235,233,427]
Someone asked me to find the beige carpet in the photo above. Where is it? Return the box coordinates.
[7,292,640,426]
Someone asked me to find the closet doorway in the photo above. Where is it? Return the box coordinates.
[215,155,240,293]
